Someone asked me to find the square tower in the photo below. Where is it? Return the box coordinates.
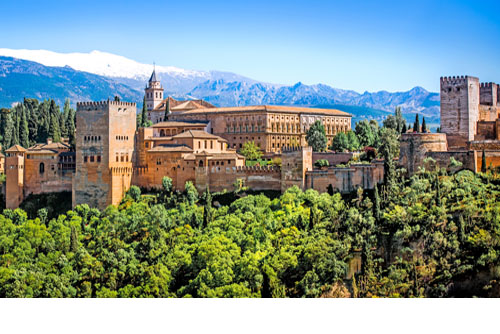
[73,101,137,210]
[5,145,26,209]
[440,76,480,148]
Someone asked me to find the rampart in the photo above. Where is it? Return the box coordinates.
[311,152,353,167]
[195,165,282,193]
[305,161,384,194]
[399,133,448,175]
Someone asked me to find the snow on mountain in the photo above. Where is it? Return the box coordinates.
[0,48,207,80]
[0,48,440,123]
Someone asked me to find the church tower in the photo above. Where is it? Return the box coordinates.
[144,67,164,113]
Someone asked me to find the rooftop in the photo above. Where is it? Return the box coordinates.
[148,144,193,153]
[172,130,226,140]
[6,145,27,153]
[151,120,208,128]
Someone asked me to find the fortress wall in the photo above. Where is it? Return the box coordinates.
[426,150,477,173]
[195,166,281,193]
[399,133,448,175]
[476,150,500,171]
[305,163,384,194]
[311,152,353,166]
[24,159,73,197]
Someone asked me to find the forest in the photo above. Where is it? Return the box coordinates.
[0,163,499,297]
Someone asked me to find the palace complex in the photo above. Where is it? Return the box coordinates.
[2,70,383,210]
[400,76,500,174]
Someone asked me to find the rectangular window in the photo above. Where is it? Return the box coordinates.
[97,156,101,163]
[84,156,88,163]
[90,156,95,163]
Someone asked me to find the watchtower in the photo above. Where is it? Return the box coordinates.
[73,100,137,209]
[144,68,164,112]
[5,145,27,209]
[281,146,313,192]
[440,76,480,148]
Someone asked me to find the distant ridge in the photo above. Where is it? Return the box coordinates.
[0,49,440,126]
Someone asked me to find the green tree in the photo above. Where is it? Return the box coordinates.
[481,149,487,173]
[331,132,349,152]
[61,99,70,138]
[48,100,61,142]
[185,181,198,205]
[128,185,141,201]
[355,120,376,148]
[413,114,420,133]
[240,141,262,160]
[421,117,427,133]
[164,98,170,122]
[306,120,327,152]
[346,130,360,151]
[19,105,29,148]
[140,96,148,127]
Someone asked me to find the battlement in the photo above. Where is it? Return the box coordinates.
[282,146,313,153]
[440,75,479,84]
[480,82,497,88]
[76,101,136,109]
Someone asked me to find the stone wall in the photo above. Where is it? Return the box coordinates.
[305,162,384,194]
[426,150,477,173]
[311,152,353,167]
[281,147,313,192]
[476,150,500,171]
[24,158,73,197]
[476,121,497,140]
[194,165,281,193]
[480,82,498,107]
[399,133,448,175]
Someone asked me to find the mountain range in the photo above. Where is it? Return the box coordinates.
[0,49,440,126]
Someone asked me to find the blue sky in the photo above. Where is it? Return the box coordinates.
[1,0,499,92]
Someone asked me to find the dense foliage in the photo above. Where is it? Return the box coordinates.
[0,98,75,151]
[0,164,500,297]
[306,120,327,152]
[240,141,263,161]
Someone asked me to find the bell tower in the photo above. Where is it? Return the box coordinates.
[144,65,164,113]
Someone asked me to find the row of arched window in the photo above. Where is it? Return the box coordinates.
[84,135,101,142]
[116,136,129,141]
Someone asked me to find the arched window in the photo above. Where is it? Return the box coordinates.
[39,162,45,174]
[199,160,204,167]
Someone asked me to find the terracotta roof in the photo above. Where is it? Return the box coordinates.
[171,105,351,117]
[151,120,208,128]
[26,149,59,155]
[148,144,193,153]
[6,145,27,153]
[153,97,215,112]
[172,130,221,140]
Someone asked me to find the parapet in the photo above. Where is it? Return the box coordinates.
[440,75,479,84]
[480,82,497,88]
[281,146,313,153]
[76,100,137,110]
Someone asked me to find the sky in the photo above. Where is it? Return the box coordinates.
[1,0,499,92]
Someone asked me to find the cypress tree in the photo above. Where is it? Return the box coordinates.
[19,105,29,148]
[48,100,61,142]
[140,96,148,127]
[203,187,213,228]
[65,106,76,147]
[401,122,407,134]
[12,104,20,146]
[481,149,487,173]
[435,174,441,207]
[164,97,171,121]
[421,117,427,133]
[61,99,71,137]
[38,100,51,143]
[70,225,79,252]
[413,114,420,133]
[1,109,14,150]
[374,183,381,222]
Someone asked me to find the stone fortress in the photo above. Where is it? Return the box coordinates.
[400,75,500,174]
[3,70,383,210]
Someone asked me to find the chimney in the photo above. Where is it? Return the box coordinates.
[47,138,53,144]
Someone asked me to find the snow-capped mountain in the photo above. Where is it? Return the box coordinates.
[0,48,440,126]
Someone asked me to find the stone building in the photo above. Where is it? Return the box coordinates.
[400,75,500,174]
[168,105,352,154]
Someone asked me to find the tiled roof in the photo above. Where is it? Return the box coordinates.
[6,145,27,153]
[171,105,351,117]
[148,144,193,153]
[153,97,215,112]
[172,130,221,140]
